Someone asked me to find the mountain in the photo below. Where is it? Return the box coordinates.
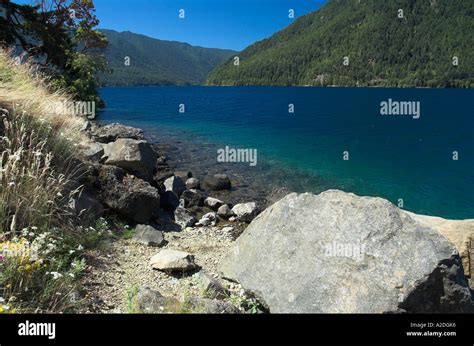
[207,0,474,88]
[99,30,236,86]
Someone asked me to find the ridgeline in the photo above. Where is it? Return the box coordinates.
[207,0,474,88]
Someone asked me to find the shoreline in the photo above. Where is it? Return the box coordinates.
[76,119,474,313]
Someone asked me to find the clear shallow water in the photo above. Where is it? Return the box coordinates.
[99,86,474,219]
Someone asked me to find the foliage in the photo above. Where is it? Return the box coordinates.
[99,29,235,86]
[0,0,107,105]
[208,0,474,88]
[0,50,97,313]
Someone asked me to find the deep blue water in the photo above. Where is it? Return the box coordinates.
[99,86,474,219]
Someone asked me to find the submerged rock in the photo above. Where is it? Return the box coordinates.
[204,174,231,191]
[219,190,474,313]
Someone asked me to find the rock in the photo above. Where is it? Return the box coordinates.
[193,272,229,299]
[81,142,104,162]
[184,297,239,314]
[81,120,92,132]
[150,249,197,272]
[405,212,474,278]
[91,123,144,143]
[175,170,193,181]
[164,176,186,197]
[205,197,225,210]
[153,171,174,185]
[68,191,104,221]
[204,174,231,191]
[180,189,205,208]
[196,217,212,227]
[217,204,235,219]
[185,178,200,190]
[132,224,165,247]
[231,202,259,223]
[94,165,160,223]
[228,216,237,222]
[197,212,217,227]
[137,287,179,313]
[160,191,180,211]
[219,190,474,313]
[174,207,197,229]
[102,139,157,179]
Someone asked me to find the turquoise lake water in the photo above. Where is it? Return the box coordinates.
[99,86,474,219]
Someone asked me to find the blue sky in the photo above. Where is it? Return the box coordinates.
[15,0,326,51]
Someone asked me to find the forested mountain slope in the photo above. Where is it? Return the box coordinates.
[207,0,474,87]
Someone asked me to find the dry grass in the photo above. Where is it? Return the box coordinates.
[0,49,89,234]
[0,50,88,145]
[0,49,95,313]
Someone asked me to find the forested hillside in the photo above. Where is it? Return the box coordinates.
[100,30,236,86]
[207,0,474,87]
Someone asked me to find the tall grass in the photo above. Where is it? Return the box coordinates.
[0,49,97,313]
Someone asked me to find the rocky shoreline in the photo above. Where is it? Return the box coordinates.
[76,121,269,313]
[75,120,474,313]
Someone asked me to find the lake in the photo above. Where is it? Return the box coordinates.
[99,86,474,220]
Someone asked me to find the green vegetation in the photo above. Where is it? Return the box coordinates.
[208,0,474,88]
[0,50,106,313]
[0,0,107,106]
[99,29,236,86]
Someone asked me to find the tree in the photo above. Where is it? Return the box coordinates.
[0,0,107,106]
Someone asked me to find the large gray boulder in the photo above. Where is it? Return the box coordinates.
[219,190,474,313]
[103,138,157,179]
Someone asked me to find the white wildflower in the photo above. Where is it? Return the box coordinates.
[50,272,63,280]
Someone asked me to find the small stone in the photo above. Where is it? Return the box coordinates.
[205,197,225,210]
[217,204,234,218]
[150,249,197,271]
[174,207,197,229]
[186,178,200,190]
[231,202,259,223]
[132,224,165,247]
